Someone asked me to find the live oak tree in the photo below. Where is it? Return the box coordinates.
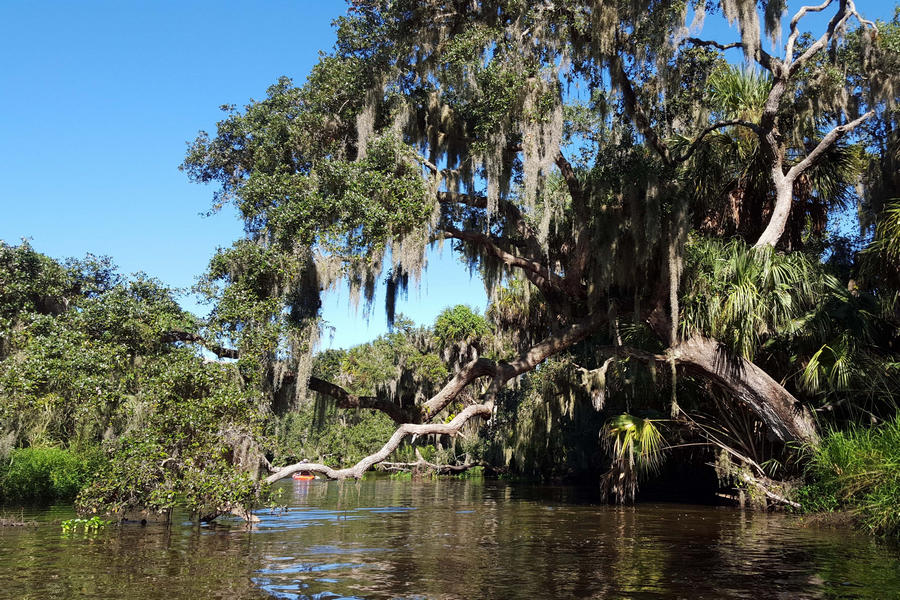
[0,242,269,517]
[182,0,899,485]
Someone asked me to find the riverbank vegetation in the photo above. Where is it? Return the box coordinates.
[798,416,900,537]
[2,1,899,538]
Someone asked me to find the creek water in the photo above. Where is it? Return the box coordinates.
[2,478,899,599]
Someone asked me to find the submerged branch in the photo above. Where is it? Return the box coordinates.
[379,449,491,475]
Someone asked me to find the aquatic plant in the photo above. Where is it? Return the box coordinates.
[61,516,112,534]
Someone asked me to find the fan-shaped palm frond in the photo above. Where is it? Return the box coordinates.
[681,237,829,360]
[599,414,666,504]
[707,66,772,123]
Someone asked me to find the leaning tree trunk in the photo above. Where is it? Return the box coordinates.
[672,335,818,444]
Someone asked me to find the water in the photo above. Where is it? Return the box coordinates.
[2,478,899,599]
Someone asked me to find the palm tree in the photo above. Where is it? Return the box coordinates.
[674,66,865,250]
[599,414,665,504]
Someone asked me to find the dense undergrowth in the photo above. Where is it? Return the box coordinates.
[0,447,103,503]
[798,416,900,539]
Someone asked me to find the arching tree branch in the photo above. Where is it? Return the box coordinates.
[266,402,494,481]
[307,376,417,424]
[269,315,605,481]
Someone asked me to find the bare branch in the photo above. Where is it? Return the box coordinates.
[684,38,778,73]
[421,357,497,420]
[684,37,743,52]
[785,0,835,66]
[380,448,493,474]
[161,331,239,359]
[787,0,876,76]
[786,0,836,60]
[265,402,494,482]
[785,110,875,182]
[268,315,605,482]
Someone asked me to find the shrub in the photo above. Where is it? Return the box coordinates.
[0,447,101,503]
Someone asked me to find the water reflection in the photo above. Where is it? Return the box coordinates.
[2,479,899,599]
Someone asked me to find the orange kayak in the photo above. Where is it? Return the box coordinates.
[292,472,315,480]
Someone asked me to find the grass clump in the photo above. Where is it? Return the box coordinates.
[0,447,101,503]
[798,416,900,538]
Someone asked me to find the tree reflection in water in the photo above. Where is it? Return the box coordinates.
[2,479,899,599]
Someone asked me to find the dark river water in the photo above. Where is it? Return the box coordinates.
[2,478,899,599]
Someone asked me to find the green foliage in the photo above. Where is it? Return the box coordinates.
[269,407,395,468]
[0,269,201,448]
[433,305,492,349]
[61,516,111,534]
[0,240,73,329]
[864,199,900,276]
[0,242,269,518]
[0,447,102,503]
[681,237,834,360]
[599,414,666,504]
[331,319,449,403]
[707,65,771,122]
[76,354,268,517]
[798,416,900,538]
[601,414,666,475]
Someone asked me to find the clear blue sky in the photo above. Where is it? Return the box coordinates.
[1,2,894,349]
[0,0,489,349]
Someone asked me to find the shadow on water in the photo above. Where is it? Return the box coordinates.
[2,479,900,599]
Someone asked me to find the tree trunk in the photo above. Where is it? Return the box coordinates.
[754,179,793,248]
[673,335,818,444]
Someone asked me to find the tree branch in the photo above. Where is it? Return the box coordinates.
[615,58,675,168]
[674,120,763,163]
[555,150,593,289]
[555,151,584,206]
[441,226,553,279]
[755,109,875,248]
[684,37,743,52]
[437,191,541,250]
[684,38,778,75]
[265,401,494,482]
[161,331,239,359]
[307,376,416,424]
[379,448,493,474]
[785,111,875,181]
[785,0,835,65]
[594,336,818,443]
[787,0,875,76]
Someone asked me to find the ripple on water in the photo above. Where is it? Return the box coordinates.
[4,480,900,599]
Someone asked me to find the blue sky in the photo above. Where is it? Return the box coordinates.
[1,1,894,349]
[0,1,489,349]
